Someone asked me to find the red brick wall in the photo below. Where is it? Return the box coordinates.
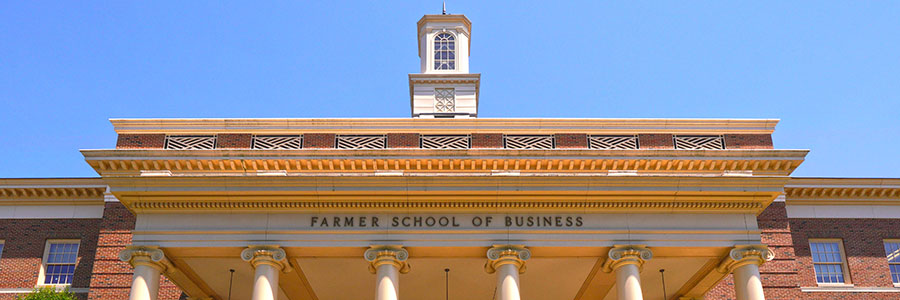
[387,133,420,148]
[0,216,101,299]
[0,203,183,300]
[87,202,184,300]
[302,133,335,149]
[554,134,587,149]
[790,218,900,289]
[471,134,503,149]
[707,202,900,299]
[216,134,252,149]
[116,134,165,149]
[637,134,674,149]
[725,134,774,149]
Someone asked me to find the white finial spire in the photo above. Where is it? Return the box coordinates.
[442,2,447,15]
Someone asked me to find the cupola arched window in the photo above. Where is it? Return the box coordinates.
[434,33,456,70]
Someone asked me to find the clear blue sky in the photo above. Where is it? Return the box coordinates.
[1,2,898,178]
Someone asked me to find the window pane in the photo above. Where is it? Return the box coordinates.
[890,265,900,283]
[886,242,900,263]
[811,241,846,284]
[888,242,900,283]
[811,242,843,263]
[433,33,456,71]
[45,242,78,285]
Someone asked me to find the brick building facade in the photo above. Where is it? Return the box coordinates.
[1,11,898,300]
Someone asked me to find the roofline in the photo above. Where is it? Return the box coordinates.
[0,177,105,187]
[109,118,780,135]
[787,177,900,188]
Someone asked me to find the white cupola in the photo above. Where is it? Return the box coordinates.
[409,12,480,118]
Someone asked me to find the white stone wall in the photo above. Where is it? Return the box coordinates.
[411,82,477,117]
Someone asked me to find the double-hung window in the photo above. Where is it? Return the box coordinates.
[40,240,80,285]
[885,240,900,285]
[809,239,851,284]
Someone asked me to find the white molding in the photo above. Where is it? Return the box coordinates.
[108,118,780,134]
[786,205,900,218]
[0,205,104,219]
[801,286,900,293]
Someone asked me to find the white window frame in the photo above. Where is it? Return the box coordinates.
[886,239,900,287]
[37,239,81,287]
[0,239,5,263]
[809,238,852,286]
[432,31,457,71]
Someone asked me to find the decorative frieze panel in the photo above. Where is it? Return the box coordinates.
[434,88,455,112]
[252,135,302,150]
[164,136,216,150]
[674,136,725,150]
[589,135,638,150]
[126,132,758,151]
[337,135,386,149]
[504,135,554,150]
[421,135,470,149]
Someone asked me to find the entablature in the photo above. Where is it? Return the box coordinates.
[82,149,807,177]
[102,175,787,215]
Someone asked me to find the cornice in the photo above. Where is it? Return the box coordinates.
[108,118,780,134]
[0,178,106,204]
[102,175,785,214]
[81,149,807,177]
[785,177,900,205]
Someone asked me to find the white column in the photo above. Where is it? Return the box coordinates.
[130,265,161,300]
[119,246,168,300]
[719,246,773,300]
[242,246,289,300]
[365,246,410,300]
[485,245,530,300]
[604,245,652,300]
[734,263,764,300]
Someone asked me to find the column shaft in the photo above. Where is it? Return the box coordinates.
[128,264,161,300]
[242,246,288,300]
[375,263,400,300]
[365,246,409,300]
[251,263,280,300]
[495,263,521,300]
[614,263,643,300]
[733,263,764,300]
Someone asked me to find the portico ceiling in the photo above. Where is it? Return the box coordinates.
[167,247,724,300]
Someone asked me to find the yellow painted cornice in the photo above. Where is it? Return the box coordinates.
[785,177,900,205]
[103,175,786,214]
[0,177,106,205]
[108,118,779,135]
[81,149,807,177]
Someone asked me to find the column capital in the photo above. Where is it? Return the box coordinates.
[717,245,775,273]
[242,245,290,272]
[603,245,653,273]
[119,245,171,272]
[485,245,531,274]
[365,245,410,274]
